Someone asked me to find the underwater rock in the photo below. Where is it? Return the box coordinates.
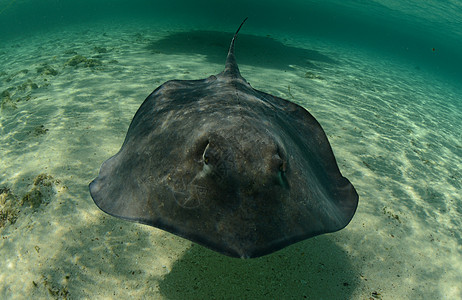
[93,46,108,53]
[64,49,78,55]
[20,174,63,209]
[31,125,49,136]
[21,190,45,209]
[0,187,19,228]
[1,90,10,98]
[1,88,34,111]
[84,58,102,68]
[304,71,324,80]
[66,55,87,66]
[19,95,32,102]
[36,64,58,76]
[33,174,57,187]
[18,79,39,91]
[1,175,66,229]
[66,55,102,68]
[134,33,142,41]
[41,275,70,299]
[0,90,17,110]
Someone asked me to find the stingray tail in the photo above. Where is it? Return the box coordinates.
[222,17,248,78]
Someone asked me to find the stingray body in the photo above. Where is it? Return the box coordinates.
[89,19,358,259]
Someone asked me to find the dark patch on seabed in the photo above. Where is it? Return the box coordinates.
[147,31,338,70]
[1,174,66,228]
[157,239,358,298]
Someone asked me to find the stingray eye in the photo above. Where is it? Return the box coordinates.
[275,147,289,188]
[279,160,286,172]
[202,142,211,165]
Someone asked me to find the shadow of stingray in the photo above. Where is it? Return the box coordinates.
[147,31,338,70]
[158,236,358,299]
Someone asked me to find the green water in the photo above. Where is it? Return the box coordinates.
[2,0,462,83]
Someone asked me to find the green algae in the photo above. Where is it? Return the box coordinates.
[66,55,102,68]
[0,187,19,228]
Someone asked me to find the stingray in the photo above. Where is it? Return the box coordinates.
[89,18,358,259]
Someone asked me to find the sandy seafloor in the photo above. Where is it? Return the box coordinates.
[0,20,461,299]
